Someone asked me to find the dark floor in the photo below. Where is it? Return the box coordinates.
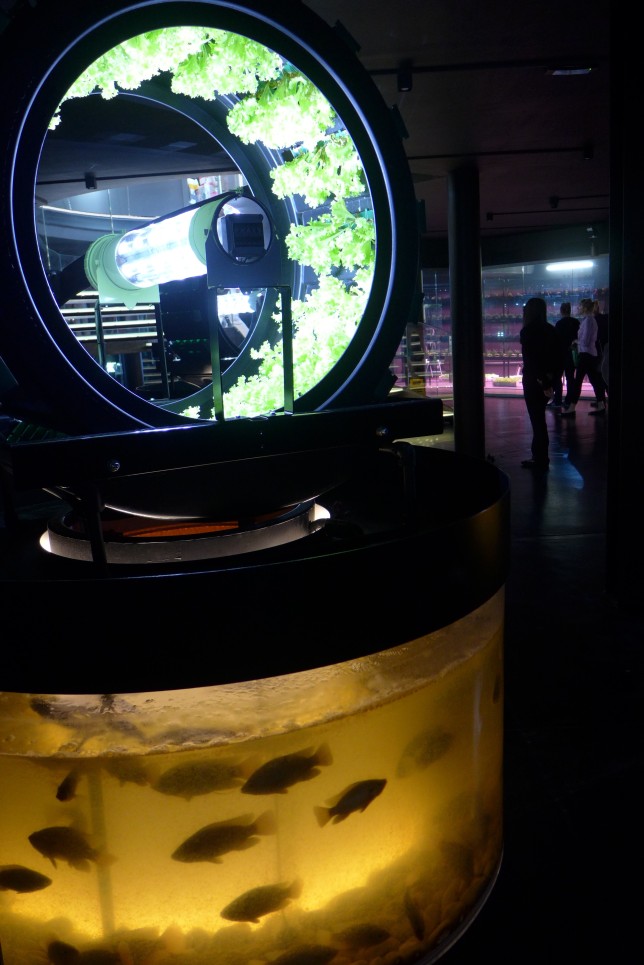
[437,396,643,964]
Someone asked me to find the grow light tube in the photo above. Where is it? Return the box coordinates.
[116,207,207,287]
[84,199,220,303]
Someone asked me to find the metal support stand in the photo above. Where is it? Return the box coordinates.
[153,303,170,397]
[75,482,108,571]
[278,286,294,413]
[209,288,225,422]
[94,299,106,369]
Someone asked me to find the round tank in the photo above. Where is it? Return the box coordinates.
[0,593,503,965]
[0,446,510,965]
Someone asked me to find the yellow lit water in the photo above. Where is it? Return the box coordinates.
[0,591,503,965]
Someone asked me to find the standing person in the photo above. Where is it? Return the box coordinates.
[550,302,580,408]
[561,297,607,416]
[591,298,609,405]
[519,296,559,470]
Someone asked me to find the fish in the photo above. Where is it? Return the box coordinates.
[0,864,52,893]
[28,826,110,871]
[269,944,338,965]
[103,756,150,786]
[171,811,276,864]
[29,696,144,742]
[78,952,121,964]
[220,878,303,923]
[403,887,425,940]
[440,839,474,880]
[47,941,80,965]
[153,757,253,799]
[241,744,333,795]
[332,922,390,948]
[396,726,453,777]
[47,944,120,965]
[314,778,387,827]
[56,767,82,802]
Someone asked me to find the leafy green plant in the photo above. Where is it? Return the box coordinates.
[52,26,376,418]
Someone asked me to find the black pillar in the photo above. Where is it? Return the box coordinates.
[606,9,642,604]
[448,166,486,459]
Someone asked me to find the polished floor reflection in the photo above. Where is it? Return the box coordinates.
[433,396,641,963]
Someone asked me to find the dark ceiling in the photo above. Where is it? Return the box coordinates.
[5,0,611,245]
[307,0,610,240]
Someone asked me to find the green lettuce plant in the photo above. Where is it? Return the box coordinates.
[52,26,376,418]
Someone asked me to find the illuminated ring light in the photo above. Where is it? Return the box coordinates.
[0,0,420,435]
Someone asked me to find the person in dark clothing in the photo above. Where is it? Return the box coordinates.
[591,298,609,403]
[551,302,580,408]
[519,297,559,470]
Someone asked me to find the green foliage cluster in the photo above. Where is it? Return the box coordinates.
[271,134,365,207]
[53,26,376,418]
[227,69,336,150]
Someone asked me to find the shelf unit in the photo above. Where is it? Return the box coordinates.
[391,256,610,395]
[61,291,160,389]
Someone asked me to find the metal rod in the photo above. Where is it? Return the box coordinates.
[280,287,294,414]
[94,299,106,369]
[208,288,225,421]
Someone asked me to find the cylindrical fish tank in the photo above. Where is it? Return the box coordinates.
[0,445,509,965]
[0,2,510,963]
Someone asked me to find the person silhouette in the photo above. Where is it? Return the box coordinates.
[519,297,559,470]
[550,302,579,409]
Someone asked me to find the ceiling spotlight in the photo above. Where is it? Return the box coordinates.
[549,195,560,209]
[397,62,413,93]
[582,142,594,161]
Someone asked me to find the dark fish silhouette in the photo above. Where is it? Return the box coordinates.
[28,826,110,871]
[171,811,276,864]
[47,943,120,965]
[270,944,337,965]
[56,768,82,802]
[396,726,453,777]
[0,864,52,893]
[47,941,80,965]
[29,697,143,743]
[440,839,475,880]
[241,744,333,794]
[78,952,121,964]
[153,757,254,799]
[103,756,149,786]
[403,887,425,940]
[332,922,390,948]
[314,778,386,826]
[220,878,303,922]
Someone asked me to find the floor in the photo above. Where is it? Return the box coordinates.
[430,396,642,964]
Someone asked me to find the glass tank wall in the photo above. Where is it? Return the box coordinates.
[391,254,609,397]
[0,592,503,965]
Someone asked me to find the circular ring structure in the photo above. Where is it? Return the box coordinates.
[0,0,420,434]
